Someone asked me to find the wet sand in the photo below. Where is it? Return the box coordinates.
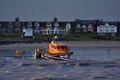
[0,41,120,49]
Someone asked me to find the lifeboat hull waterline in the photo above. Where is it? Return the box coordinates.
[43,52,73,60]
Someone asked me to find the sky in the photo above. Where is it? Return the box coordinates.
[0,0,120,21]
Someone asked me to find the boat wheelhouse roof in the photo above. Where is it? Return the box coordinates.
[50,41,66,46]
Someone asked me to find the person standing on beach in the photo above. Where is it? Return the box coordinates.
[16,49,19,56]
[19,50,22,56]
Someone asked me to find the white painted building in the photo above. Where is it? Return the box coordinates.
[53,22,60,34]
[23,22,33,37]
[66,23,71,34]
[97,23,117,36]
[27,22,32,28]
[88,24,93,32]
[38,22,71,35]
[34,21,40,34]
[46,22,52,34]
[76,24,81,32]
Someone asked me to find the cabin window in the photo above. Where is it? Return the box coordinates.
[57,46,60,49]
[61,46,64,49]
[57,46,68,49]
[61,46,68,49]
[65,46,68,49]
[51,45,56,49]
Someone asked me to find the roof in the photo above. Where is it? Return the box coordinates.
[0,20,119,28]
[98,21,117,26]
[77,20,96,26]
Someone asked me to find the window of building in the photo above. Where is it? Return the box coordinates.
[46,22,52,27]
[76,24,81,28]
[83,29,86,32]
[104,23,110,28]
[111,30,114,32]
[54,22,59,27]
[82,25,86,28]
[66,23,71,30]
[27,22,32,28]
[105,30,109,33]
[100,26,102,28]
[76,28,81,32]
[88,24,92,28]
[100,30,102,32]
[55,31,57,34]
[34,22,40,29]
[88,29,92,32]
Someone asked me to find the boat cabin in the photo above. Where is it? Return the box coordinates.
[49,41,69,54]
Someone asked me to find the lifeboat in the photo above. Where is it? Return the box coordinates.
[34,40,73,60]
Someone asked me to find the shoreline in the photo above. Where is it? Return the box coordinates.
[64,41,120,48]
[0,41,120,49]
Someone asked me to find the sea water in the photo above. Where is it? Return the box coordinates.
[0,47,120,80]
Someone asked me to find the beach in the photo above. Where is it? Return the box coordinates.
[0,41,120,49]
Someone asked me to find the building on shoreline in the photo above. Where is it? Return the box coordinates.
[0,18,120,36]
[74,19,96,33]
[97,22,117,36]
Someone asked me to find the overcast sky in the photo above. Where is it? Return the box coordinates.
[0,0,120,21]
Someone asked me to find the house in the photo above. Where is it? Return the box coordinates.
[38,22,71,35]
[23,22,33,37]
[76,24,81,32]
[46,22,52,34]
[87,24,94,32]
[53,21,60,34]
[75,20,96,33]
[8,22,13,34]
[32,18,72,35]
[0,18,120,37]
[0,22,9,33]
[66,23,71,34]
[15,21,21,34]
[39,22,48,35]
[117,21,120,36]
[97,22,117,36]
[34,21,40,34]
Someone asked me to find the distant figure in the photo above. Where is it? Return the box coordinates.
[37,49,42,58]
[23,50,26,56]
[16,49,19,56]
[19,50,22,56]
